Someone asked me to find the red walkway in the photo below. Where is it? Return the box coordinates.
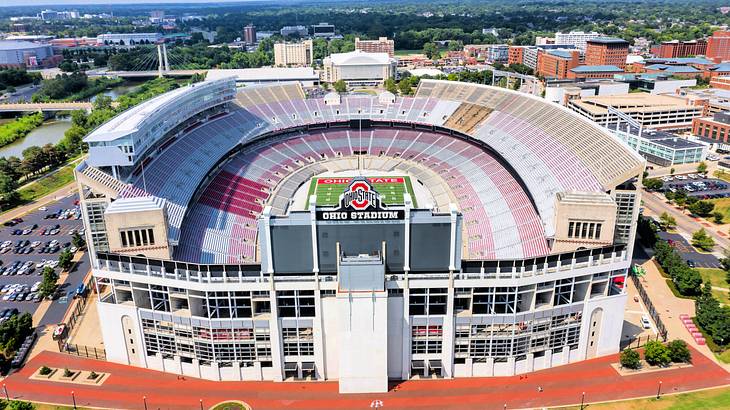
[4,347,730,410]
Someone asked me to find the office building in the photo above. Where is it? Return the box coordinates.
[555,31,604,51]
[312,23,335,38]
[244,25,256,45]
[585,38,630,69]
[656,40,708,59]
[707,31,730,63]
[0,40,57,68]
[280,26,308,37]
[274,40,314,67]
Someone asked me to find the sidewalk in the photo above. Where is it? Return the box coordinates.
[639,259,730,371]
[4,346,729,410]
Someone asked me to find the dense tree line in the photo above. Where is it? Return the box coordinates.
[0,69,41,92]
[0,113,44,148]
[653,240,703,297]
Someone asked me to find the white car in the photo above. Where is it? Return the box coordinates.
[30,241,40,248]
[49,240,59,247]
[47,260,59,268]
[35,260,46,269]
[1,241,11,248]
[641,315,652,329]
[31,282,41,292]
[38,206,47,211]
[68,229,75,235]
[70,246,78,253]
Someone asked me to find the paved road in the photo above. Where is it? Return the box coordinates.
[1,84,40,104]
[0,192,90,327]
[642,190,730,251]
[657,232,721,268]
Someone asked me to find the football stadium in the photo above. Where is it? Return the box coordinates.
[75,78,644,393]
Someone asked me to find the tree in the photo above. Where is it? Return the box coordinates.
[670,167,676,175]
[698,162,708,173]
[333,80,347,93]
[659,212,676,230]
[38,267,58,299]
[58,249,73,271]
[688,200,714,217]
[620,348,641,369]
[673,265,703,295]
[714,212,724,224]
[398,79,412,95]
[423,42,440,60]
[644,340,671,367]
[384,78,398,95]
[93,94,113,111]
[643,178,663,191]
[667,339,692,363]
[71,232,85,249]
[692,228,715,251]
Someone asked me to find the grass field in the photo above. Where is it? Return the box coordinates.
[709,197,730,223]
[555,386,730,409]
[306,176,417,208]
[17,163,75,204]
[698,268,730,304]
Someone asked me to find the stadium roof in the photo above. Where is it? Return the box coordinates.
[205,67,318,82]
[570,65,623,73]
[105,196,166,214]
[84,84,194,142]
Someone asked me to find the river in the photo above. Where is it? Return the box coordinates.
[90,83,141,102]
[0,117,72,158]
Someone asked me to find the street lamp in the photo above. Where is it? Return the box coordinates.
[656,381,663,400]
[200,399,204,410]
[2,383,8,400]
[71,391,76,409]
[143,395,148,410]
[581,391,585,409]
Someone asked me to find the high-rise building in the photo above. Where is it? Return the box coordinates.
[274,40,314,67]
[585,38,630,69]
[355,37,394,58]
[707,31,730,63]
[243,24,257,45]
[656,40,707,59]
[537,49,581,79]
[555,31,604,51]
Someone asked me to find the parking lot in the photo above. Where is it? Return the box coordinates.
[657,231,721,268]
[0,193,90,326]
[662,174,730,199]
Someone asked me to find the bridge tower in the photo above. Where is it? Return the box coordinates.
[156,43,170,78]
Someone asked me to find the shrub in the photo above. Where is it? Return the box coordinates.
[644,340,671,367]
[668,339,692,363]
[63,368,72,377]
[38,365,52,375]
[620,348,641,369]
[88,371,98,379]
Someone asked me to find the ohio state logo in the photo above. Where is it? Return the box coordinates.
[339,177,382,210]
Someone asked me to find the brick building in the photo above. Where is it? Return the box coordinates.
[707,31,730,63]
[693,111,730,142]
[656,40,707,59]
[585,38,630,69]
[567,65,624,80]
[355,37,394,58]
[537,49,581,79]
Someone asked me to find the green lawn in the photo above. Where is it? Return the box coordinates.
[394,49,423,56]
[698,268,730,304]
[709,197,730,223]
[17,163,75,204]
[554,386,730,409]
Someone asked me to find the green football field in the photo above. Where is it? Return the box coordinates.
[306,176,418,208]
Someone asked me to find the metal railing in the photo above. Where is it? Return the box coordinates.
[623,274,668,349]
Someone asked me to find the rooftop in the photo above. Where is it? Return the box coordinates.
[570,65,623,73]
[587,37,629,45]
[206,67,318,82]
[327,50,392,65]
[105,196,166,214]
[645,57,713,66]
[644,64,700,73]
[0,40,50,50]
[546,49,575,59]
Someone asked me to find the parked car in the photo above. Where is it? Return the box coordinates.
[641,315,652,329]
